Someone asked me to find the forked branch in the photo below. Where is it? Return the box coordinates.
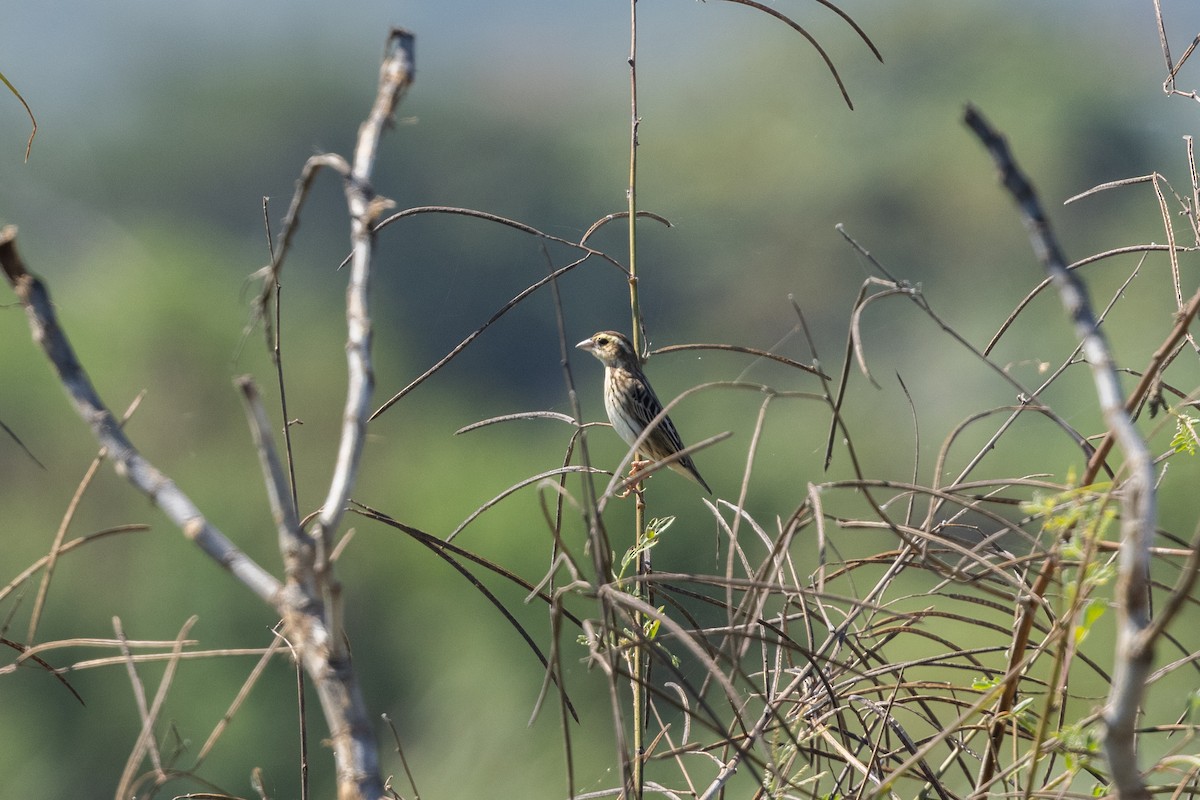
[0,27,416,800]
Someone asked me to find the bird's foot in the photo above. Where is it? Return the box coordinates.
[616,459,652,499]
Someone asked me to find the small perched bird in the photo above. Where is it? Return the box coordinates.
[576,330,712,493]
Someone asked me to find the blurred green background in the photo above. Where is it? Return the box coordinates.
[3,1,1200,798]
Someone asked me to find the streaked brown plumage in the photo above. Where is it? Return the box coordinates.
[576,330,712,493]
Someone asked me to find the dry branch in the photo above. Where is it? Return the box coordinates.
[0,226,285,607]
[1,26,416,800]
[964,103,1155,800]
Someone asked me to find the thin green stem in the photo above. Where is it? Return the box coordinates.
[627,6,645,799]
[632,491,646,800]
[627,0,643,357]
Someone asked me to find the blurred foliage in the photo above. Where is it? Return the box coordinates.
[3,2,1200,798]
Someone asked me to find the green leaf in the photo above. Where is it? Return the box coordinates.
[645,515,676,537]
[972,675,1001,691]
[1075,599,1099,642]
[1171,415,1198,455]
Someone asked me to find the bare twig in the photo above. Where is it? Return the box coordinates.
[29,390,143,643]
[651,342,827,379]
[0,524,151,608]
[712,0,883,110]
[445,465,606,543]
[313,29,416,600]
[115,616,196,799]
[371,253,598,420]
[983,243,1192,357]
[0,70,37,160]
[251,152,351,324]
[382,714,421,800]
[237,377,309,588]
[260,196,301,514]
[192,632,287,771]
[0,417,44,469]
[1153,0,1200,102]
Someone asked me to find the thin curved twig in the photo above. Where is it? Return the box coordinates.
[651,342,828,380]
[983,244,1192,357]
[713,0,881,110]
[370,254,598,420]
[372,205,633,275]
[446,466,606,543]
[580,210,673,246]
[455,410,582,435]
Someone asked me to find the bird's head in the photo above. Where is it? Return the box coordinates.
[576,330,637,369]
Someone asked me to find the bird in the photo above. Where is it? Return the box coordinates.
[576,330,712,494]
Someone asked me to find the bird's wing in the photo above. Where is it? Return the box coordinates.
[628,376,687,453]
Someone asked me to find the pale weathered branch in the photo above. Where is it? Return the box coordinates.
[964,104,1155,800]
[2,27,416,800]
[276,28,416,800]
[312,28,415,608]
[236,376,312,592]
[0,226,284,609]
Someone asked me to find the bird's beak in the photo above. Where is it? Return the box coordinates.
[575,338,594,352]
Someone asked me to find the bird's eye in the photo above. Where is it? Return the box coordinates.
[596,336,609,346]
